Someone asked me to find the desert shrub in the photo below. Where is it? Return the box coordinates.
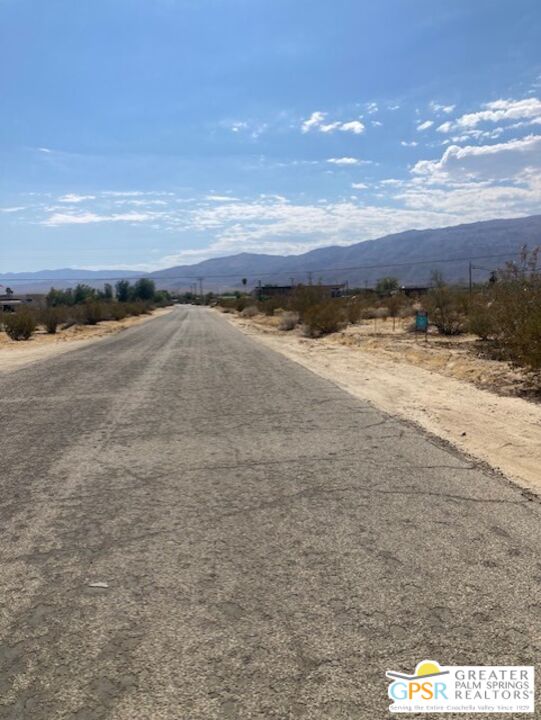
[423,286,468,335]
[3,310,37,340]
[489,249,541,371]
[399,304,416,318]
[61,315,79,330]
[278,311,299,331]
[234,296,252,312]
[40,307,63,334]
[109,303,129,321]
[289,285,327,317]
[80,301,103,325]
[385,294,405,330]
[240,305,259,318]
[467,300,496,340]
[216,297,237,311]
[258,297,286,316]
[345,300,362,324]
[302,301,346,337]
[360,306,379,320]
[375,276,399,296]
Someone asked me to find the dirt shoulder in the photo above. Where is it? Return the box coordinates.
[223,311,541,495]
[0,306,173,374]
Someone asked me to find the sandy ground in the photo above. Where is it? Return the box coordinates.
[224,311,541,495]
[0,306,173,374]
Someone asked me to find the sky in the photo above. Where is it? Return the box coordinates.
[1,0,541,272]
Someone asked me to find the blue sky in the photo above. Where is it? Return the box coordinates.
[1,0,541,271]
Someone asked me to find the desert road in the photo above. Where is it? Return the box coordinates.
[1,306,539,719]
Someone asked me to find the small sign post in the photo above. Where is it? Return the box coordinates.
[415,310,428,343]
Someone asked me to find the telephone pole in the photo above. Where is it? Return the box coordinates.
[198,277,203,299]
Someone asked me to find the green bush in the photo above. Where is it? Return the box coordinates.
[109,303,129,321]
[467,300,496,340]
[489,251,541,370]
[302,300,346,337]
[424,286,468,335]
[40,307,63,334]
[258,297,285,316]
[3,310,37,340]
[80,301,103,325]
[289,285,327,317]
[375,276,399,297]
[234,296,251,312]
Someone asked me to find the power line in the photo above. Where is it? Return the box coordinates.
[0,250,525,284]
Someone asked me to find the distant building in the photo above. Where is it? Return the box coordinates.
[252,284,345,300]
[399,285,430,298]
[0,294,33,312]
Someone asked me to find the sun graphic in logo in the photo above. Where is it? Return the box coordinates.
[386,659,449,682]
[415,661,444,678]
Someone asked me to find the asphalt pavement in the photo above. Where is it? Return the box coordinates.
[0,306,539,719]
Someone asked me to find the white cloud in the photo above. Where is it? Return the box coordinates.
[430,102,456,114]
[351,182,368,189]
[167,169,541,265]
[102,191,146,197]
[417,120,434,131]
[439,98,541,136]
[366,102,379,114]
[412,134,541,181]
[371,120,383,127]
[401,140,418,147]
[436,121,453,133]
[327,157,360,165]
[230,121,249,133]
[38,147,52,153]
[206,195,241,202]
[319,121,342,133]
[114,199,168,206]
[181,199,448,259]
[301,112,365,135]
[301,111,326,133]
[0,206,26,213]
[58,193,96,203]
[458,98,541,127]
[340,120,365,134]
[41,211,163,226]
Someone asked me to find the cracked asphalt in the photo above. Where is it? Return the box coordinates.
[1,305,540,719]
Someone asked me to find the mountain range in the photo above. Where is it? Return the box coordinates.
[3,215,541,294]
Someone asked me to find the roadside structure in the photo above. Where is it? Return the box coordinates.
[253,283,345,300]
[0,294,33,312]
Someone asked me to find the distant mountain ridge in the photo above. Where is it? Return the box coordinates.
[3,215,541,293]
[148,215,541,291]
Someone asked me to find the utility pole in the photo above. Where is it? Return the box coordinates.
[198,277,203,299]
[307,271,313,285]
[468,261,472,298]
[290,277,295,287]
